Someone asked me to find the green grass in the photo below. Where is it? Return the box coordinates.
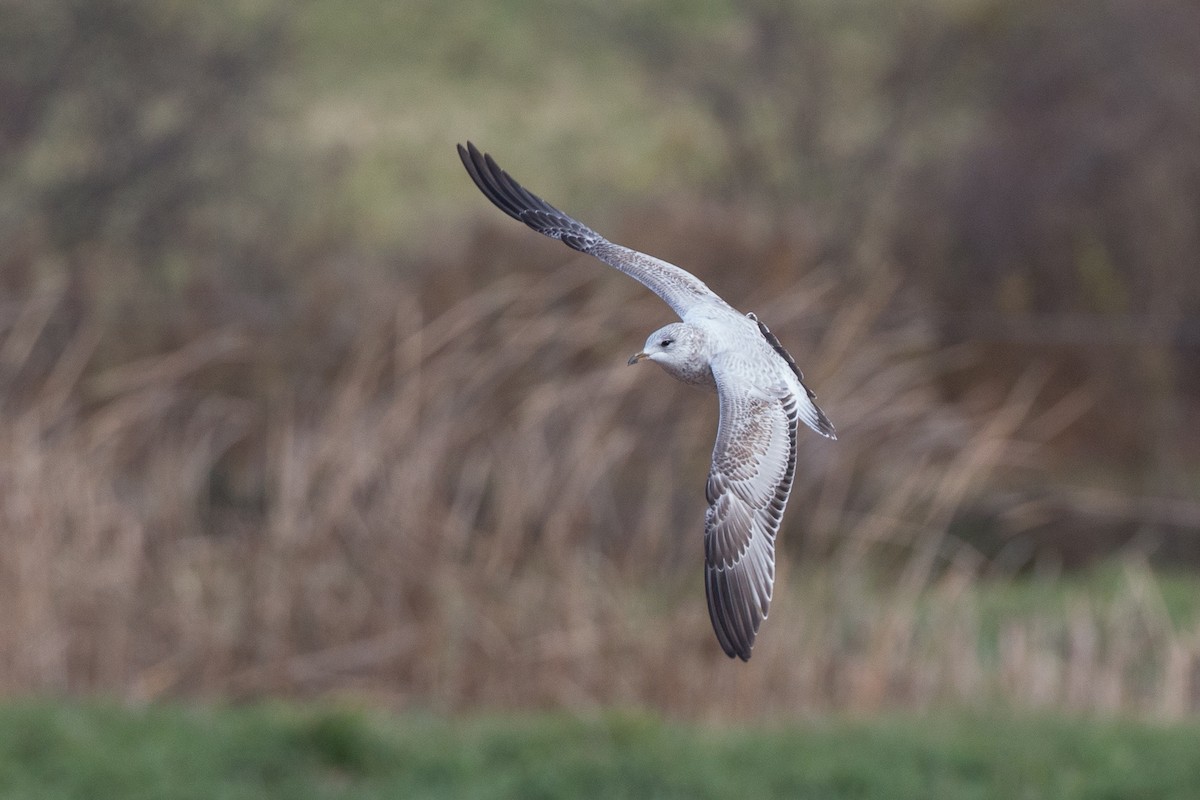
[2,702,1200,799]
[969,562,1200,629]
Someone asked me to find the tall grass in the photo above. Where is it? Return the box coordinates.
[1,216,1197,717]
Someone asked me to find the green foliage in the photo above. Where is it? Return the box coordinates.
[2,703,1200,799]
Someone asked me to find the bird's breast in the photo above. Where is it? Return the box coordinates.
[658,358,717,391]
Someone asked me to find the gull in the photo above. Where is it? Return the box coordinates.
[458,142,835,661]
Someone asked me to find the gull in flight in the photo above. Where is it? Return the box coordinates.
[458,142,835,661]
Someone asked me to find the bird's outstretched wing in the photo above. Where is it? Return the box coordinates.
[703,357,800,660]
[458,142,721,318]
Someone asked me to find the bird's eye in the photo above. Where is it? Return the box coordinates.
[660,338,674,347]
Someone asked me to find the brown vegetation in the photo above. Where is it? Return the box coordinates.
[2,217,1198,716]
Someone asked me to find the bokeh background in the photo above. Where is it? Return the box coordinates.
[3,0,1199,726]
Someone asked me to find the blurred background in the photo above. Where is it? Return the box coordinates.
[2,0,1199,723]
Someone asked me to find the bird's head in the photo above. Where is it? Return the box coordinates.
[627,322,713,387]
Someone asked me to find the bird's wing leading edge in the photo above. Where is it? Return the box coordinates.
[458,142,720,317]
[703,359,800,660]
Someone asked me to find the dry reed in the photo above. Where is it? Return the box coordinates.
[0,220,1197,719]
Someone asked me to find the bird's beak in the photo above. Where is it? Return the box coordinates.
[627,352,647,366]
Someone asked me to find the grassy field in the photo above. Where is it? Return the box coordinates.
[3,702,1200,799]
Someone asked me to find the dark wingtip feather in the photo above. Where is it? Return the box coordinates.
[457,142,600,252]
[458,141,524,221]
[706,567,757,661]
[814,408,837,440]
[706,570,740,659]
